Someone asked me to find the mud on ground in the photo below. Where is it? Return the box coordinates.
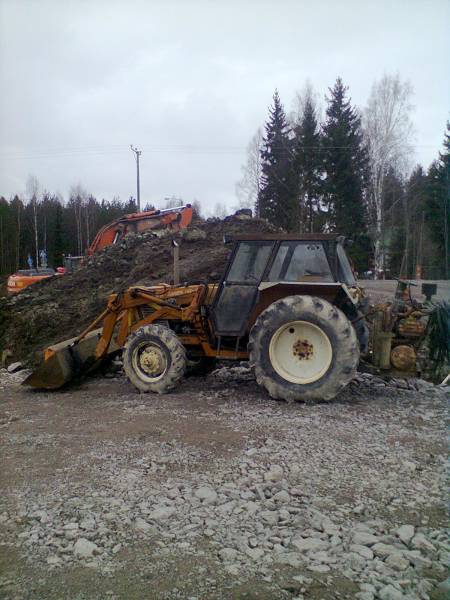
[0,213,276,365]
[0,366,448,600]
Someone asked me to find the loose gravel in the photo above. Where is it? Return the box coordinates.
[0,367,448,600]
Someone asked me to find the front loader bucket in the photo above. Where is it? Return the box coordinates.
[23,329,119,390]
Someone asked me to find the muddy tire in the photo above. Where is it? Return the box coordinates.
[123,324,186,393]
[248,296,359,402]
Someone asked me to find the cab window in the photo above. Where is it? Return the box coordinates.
[227,242,274,283]
[268,242,333,282]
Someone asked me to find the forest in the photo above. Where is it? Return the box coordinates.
[0,75,448,280]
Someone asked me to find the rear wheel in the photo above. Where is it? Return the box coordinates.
[249,296,359,402]
[123,324,186,393]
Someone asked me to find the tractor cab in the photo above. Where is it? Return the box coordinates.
[210,234,360,338]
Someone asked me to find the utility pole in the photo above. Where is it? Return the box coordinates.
[130,145,142,212]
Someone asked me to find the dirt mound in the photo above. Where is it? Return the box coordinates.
[0,213,277,364]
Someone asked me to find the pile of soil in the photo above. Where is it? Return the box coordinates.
[0,212,277,364]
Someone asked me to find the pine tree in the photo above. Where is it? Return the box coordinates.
[322,78,369,269]
[291,95,323,232]
[423,122,450,278]
[258,90,298,231]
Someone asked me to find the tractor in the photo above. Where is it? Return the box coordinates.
[25,234,370,401]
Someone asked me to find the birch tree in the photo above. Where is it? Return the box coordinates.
[26,175,41,269]
[235,128,263,215]
[363,74,414,276]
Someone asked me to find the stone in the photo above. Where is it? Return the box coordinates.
[148,506,175,521]
[46,555,62,566]
[73,538,99,559]
[384,553,409,571]
[291,537,328,553]
[307,564,330,573]
[112,543,122,554]
[349,544,374,560]
[7,362,23,373]
[245,547,264,561]
[183,228,207,242]
[218,547,238,562]
[395,524,414,545]
[134,517,154,533]
[355,593,374,600]
[378,584,405,600]
[272,490,291,504]
[195,486,218,505]
[352,531,379,546]
[274,552,302,568]
[264,465,284,483]
[411,534,435,552]
[63,522,79,530]
[260,511,279,525]
[372,543,400,558]
[80,518,96,531]
[403,550,432,569]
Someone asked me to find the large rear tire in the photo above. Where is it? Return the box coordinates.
[123,324,186,393]
[248,296,359,402]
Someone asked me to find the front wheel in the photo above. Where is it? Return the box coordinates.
[248,296,359,402]
[123,324,186,393]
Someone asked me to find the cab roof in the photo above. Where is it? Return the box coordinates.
[231,233,340,241]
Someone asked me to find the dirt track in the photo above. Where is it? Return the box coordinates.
[0,367,448,600]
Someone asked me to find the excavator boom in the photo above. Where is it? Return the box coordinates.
[87,204,193,255]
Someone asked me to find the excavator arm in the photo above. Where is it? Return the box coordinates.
[87,204,193,255]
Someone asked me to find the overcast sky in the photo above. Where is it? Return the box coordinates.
[0,0,449,213]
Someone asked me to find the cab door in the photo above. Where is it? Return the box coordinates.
[210,241,274,336]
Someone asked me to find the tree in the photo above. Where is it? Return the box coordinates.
[258,90,297,231]
[423,121,450,278]
[26,175,41,268]
[291,86,323,232]
[322,78,369,269]
[364,74,414,276]
[235,128,263,214]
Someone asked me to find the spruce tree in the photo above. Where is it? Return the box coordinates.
[322,78,369,269]
[291,95,323,232]
[258,90,297,231]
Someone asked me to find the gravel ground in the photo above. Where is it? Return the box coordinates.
[0,367,448,600]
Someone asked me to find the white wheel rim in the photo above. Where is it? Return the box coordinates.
[132,341,168,383]
[269,320,333,384]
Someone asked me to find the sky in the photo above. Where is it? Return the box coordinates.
[0,0,449,214]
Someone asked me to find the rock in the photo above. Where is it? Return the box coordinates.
[134,517,154,533]
[411,533,435,552]
[307,564,330,573]
[148,506,175,521]
[403,550,432,569]
[46,555,62,566]
[112,543,122,554]
[349,544,374,560]
[260,511,279,525]
[291,537,328,552]
[274,552,302,568]
[195,486,218,505]
[63,522,79,531]
[264,465,284,482]
[7,362,23,373]
[352,531,379,546]
[183,228,207,242]
[384,553,409,571]
[73,538,99,559]
[372,543,399,558]
[272,490,291,504]
[80,518,96,531]
[355,593,374,600]
[378,584,405,600]
[245,547,264,561]
[234,208,252,220]
[218,548,238,562]
[395,524,414,545]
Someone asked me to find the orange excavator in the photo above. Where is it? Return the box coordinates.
[64,204,193,272]
[86,204,193,255]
